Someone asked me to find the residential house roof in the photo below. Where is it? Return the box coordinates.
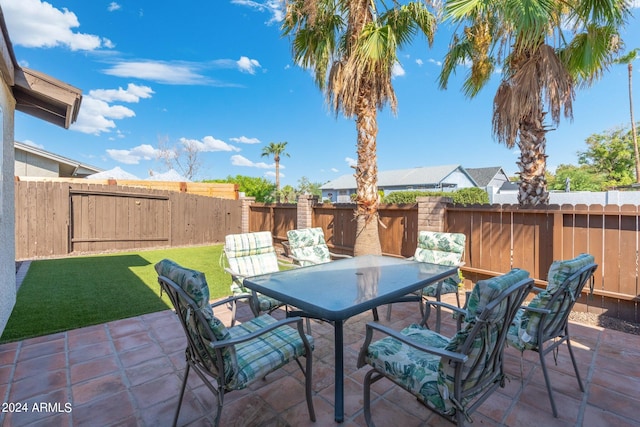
[465,166,507,187]
[321,165,477,190]
[15,141,102,177]
[1,8,82,129]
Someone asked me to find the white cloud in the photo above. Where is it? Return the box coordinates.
[231,155,276,169]
[2,0,112,50]
[179,136,240,152]
[237,56,262,74]
[89,83,154,103]
[108,2,121,12]
[103,60,211,85]
[106,144,160,164]
[70,83,153,135]
[632,0,640,8]
[230,136,261,144]
[231,0,284,24]
[416,59,424,66]
[345,157,357,168]
[71,96,136,135]
[428,58,442,67]
[392,63,405,78]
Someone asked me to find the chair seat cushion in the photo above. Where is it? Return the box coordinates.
[227,314,314,390]
[422,278,459,297]
[364,324,450,412]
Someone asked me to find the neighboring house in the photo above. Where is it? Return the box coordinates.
[0,9,82,335]
[465,166,510,190]
[15,141,102,178]
[321,165,477,203]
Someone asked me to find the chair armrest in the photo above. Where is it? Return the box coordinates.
[357,322,468,369]
[224,267,246,280]
[521,305,551,315]
[421,300,468,327]
[329,252,352,260]
[210,294,252,309]
[210,316,311,349]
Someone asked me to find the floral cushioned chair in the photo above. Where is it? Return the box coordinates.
[387,231,466,329]
[221,231,286,320]
[358,268,533,426]
[284,227,351,266]
[155,259,315,427]
[507,253,597,417]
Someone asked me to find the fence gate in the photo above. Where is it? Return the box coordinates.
[70,189,170,253]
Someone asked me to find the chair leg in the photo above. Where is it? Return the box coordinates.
[173,363,190,427]
[372,307,379,322]
[565,337,585,392]
[385,304,392,322]
[363,369,381,427]
[305,354,316,422]
[538,351,558,417]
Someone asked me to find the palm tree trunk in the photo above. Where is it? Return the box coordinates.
[354,90,382,256]
[517,111,549,205]
[275,156,281,203]
[627,62,640,183]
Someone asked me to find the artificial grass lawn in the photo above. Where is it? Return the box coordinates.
[1,245,231,343]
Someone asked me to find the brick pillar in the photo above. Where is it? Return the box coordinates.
[240,196,255,233]
[417,196,452,232]
[296,194,318,230]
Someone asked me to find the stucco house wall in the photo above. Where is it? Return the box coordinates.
[0,79,16,335]
[15,149,59,177]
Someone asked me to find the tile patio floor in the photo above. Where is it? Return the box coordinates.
[1,294,639,427]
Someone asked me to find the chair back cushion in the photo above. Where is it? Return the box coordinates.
[286,227,331,266]
[415,232,466,292]
[508,253,596,351]
[155,259,237,381]
[414,231,466,266]
[439,268,530,409]
[224,231,280,289]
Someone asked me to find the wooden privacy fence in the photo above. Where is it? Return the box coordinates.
[248,201,639,322]
[15,181,242,259]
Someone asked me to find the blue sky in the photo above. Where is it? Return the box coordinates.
[4,0,640,185]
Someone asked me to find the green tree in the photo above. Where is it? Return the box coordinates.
[296,176,322,198]
[547,164,606,192]
[280,184,298,203]
[439,0,629,206]
[207,175,276,203]
[578,127,636,188]
[283,0,437,255]
[261,142,290,203]
[615,48,640,183]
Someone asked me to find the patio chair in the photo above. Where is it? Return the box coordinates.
[285,227,379,321]
[283,227,351,266]
[358,268,533,427]
[507,253,597,417]
[386,231,466,330]
[155,259,315,427]
[221,231,286,321]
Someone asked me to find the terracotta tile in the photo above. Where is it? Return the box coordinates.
[72,390,136,426]
[70,355,119,385]
[505,400,573,427]
[587,383,640,421]
[13,353,67,381]
[217,394,279,427]
[516,380,581,423]
[354,395,423,427]
[582,404,640,427]
[17,338,65,362]
[2,389,71,427]
[117,341,166,368]
[280,394,334,426]
[124,355,175,387]
[112,331,155,353]
[8,369,67,402]
[72,373,127,406]
[68,340,114,364]
[140,389,207,426]
[130,372,184,409]
[67,324,108,349]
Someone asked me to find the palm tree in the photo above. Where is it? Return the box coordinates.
[282,0,437,255]
[439,0,630,205]
[615,48,640,183]
[261,141,290,202]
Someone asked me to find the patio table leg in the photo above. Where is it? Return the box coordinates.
[334,319,344,423]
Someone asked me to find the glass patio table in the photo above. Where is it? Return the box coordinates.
[242,254,458,423]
